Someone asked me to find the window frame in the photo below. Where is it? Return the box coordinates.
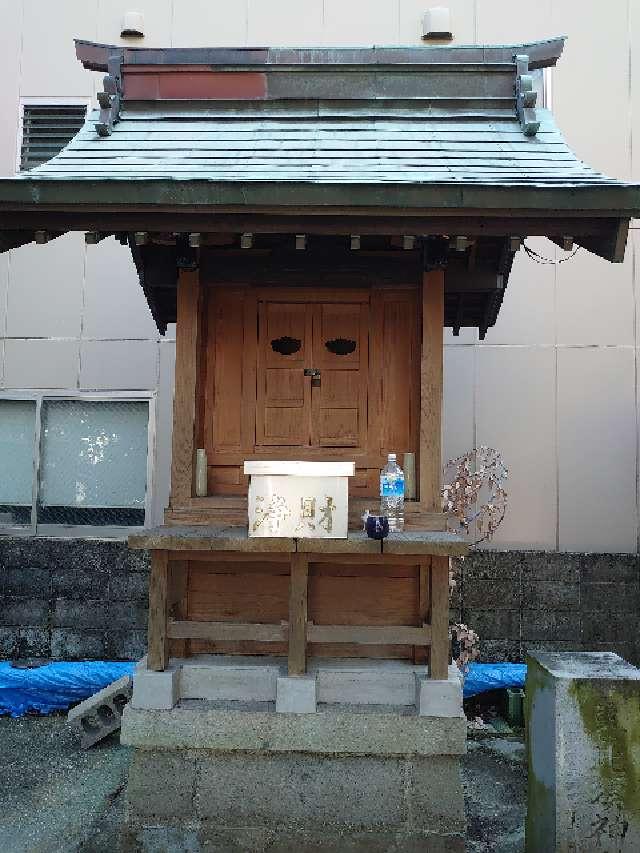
[15,97,92,175]
[0,390,156,539]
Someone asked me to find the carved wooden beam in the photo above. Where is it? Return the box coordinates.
[514,54,540,136]
[95,54,122,137]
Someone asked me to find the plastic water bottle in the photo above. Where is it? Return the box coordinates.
[380,453,405,531]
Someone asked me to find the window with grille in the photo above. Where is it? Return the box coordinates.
[0,397,151,533]
[19,104,87,171]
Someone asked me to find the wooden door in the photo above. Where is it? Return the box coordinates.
[202,285,419,497]
[312,302,368,448]
[256,295,368,451]
[256,301,313,446]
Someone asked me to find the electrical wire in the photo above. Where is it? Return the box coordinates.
[523,241,580,264]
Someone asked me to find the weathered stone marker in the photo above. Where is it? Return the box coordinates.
[526,652,640,852]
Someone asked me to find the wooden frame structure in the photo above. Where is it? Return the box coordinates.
[132,531,463,680]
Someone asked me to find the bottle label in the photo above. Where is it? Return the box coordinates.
[380,473,404,498]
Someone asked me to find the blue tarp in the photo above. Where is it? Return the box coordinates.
[463,662,527,698]
[0,661,135,717]
[0,659,526,716]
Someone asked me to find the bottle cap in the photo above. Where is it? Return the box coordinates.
[388,452,396,461]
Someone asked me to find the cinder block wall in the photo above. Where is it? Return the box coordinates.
[1,540,638,665]
[0,539,149,661]
[450,552,640,666]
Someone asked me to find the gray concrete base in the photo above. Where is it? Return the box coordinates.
[125,746,465,850]
[125,656,466,847]
[122,695,466,848]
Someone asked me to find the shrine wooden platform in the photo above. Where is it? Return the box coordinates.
[129,526,468,681]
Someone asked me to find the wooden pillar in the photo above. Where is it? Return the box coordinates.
[170,268,200,506]
[429,555,450,680]
[148,550,169,671]
[420,269,444,511]
[288,553,309,675]
[414,557,431,665]
[168,559,189,659]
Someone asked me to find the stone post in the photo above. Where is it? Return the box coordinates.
[526,651,640,852]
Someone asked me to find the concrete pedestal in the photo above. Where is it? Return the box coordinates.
[122,655,466,850]
[526,651,640,852]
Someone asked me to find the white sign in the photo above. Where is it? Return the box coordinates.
[245,461,353,539]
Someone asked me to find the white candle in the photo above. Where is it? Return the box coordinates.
[195,448,208,497]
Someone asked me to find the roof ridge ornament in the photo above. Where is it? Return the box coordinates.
[96,53,123,137]
[514,53,540,136]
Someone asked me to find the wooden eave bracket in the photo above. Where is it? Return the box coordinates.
[514,54,540,136]
[95,54,123,137]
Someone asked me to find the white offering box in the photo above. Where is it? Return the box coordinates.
[244,461,354,538]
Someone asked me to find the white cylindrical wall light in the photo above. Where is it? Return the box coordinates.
[121,10,145,38]
[422,7,453,41]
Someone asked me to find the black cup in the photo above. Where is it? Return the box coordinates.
[365,515,390,540]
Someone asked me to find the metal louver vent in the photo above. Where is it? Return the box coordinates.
[20,104,87,171]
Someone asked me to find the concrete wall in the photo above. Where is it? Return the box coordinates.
[0,1,639,552]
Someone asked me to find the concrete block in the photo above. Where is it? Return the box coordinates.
[521,611,580,642]
[105,630,147,662]
[581,581,640,613]
[410,756,466,834]
[415,675,463,718]
[17,627,50,658]
[276,674,317,713]
[314,662,416,706]
[4,567,50,597]
[463,579,519,609]
[522,580,579,610]
[121,703,467,756]
[0,598,49,627]
[195,752,406,828]
[131,661,179,710]
[464,609,520,640]
[580,554,638,583]
[51,629,107,660]
[526,651,640,852]
[0,627,19,657]
[180,659,280,702]
[68,674,132,749]
[520,551,581,583]
[53,599,110,629]
[127,749,196,820]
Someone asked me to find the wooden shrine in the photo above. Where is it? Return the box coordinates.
[0,36,638,685]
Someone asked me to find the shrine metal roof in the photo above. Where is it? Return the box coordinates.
[0,36,637,217]
[1,37,639,335]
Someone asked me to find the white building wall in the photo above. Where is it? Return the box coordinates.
[0,0,637,551]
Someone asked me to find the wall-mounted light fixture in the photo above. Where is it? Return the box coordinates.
[422,7,453,41]
[121,10,145,38]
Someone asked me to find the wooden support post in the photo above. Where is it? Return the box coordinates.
[168,559,189,658]
[148,550,169,671]
[429,555,450,680]
[288,553,309,675]
[414,557,431,665]
[170,268,200,506]
[420,269,444,511]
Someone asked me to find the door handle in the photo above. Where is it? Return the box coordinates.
[303,368,321,376]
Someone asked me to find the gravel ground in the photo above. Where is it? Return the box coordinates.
[0,716,526,852]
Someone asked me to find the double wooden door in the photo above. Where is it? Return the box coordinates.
[202,285,419,497]
[256,296,369,450]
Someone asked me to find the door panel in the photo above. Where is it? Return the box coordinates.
[312,302,368,449]
[257,302,312,447]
